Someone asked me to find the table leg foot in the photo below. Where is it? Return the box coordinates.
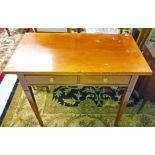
[114,114,122,127]
[115,76,139,126]
[39,120,44,127]
[18,74,45,127]
[114,122,119,127]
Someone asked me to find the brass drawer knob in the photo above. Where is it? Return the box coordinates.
[49,77,54,83]
[103,77,108,83]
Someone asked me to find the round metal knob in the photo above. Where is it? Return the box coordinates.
[49,77,54,83]
[103,77,108,83]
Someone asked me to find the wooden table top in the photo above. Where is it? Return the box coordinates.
[3,33,152,75]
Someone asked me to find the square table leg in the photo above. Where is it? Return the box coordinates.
[17,74,44,126]
[114,75,139,126]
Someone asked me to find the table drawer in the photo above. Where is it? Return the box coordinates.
[80,75,104,84]
[80,75,131,85]
[25,75,78,85]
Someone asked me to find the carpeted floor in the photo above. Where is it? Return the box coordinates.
[1,83,155,127]
[0,28,25,83]
[0,28,24,72]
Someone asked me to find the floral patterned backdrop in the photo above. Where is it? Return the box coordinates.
[53,86,141,107]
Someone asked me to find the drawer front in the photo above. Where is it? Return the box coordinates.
[25,75,78,85]
[80,75,104,84]
[80,75,131,85]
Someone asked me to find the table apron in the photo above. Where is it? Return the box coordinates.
[24,75,131,86]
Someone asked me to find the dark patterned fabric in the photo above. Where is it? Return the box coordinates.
[52,86,142,107]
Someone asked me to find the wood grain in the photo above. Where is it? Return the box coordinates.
[80,75,131,85]
[3,33,152,75]
[25,75,77,85]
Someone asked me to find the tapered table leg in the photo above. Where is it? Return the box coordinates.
[114,76,139,126]
[17,74,44,126]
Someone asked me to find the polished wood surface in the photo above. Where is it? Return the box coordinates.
[3,33,152,75]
